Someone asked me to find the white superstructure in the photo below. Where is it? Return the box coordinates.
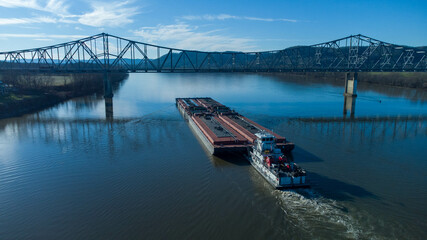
[248,131,307,188]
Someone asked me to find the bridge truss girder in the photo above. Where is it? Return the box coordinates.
[0,33,425,72]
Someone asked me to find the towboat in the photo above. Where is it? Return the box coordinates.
[248,131,308,188]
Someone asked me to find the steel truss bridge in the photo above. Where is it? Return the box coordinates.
[0,33,426,73]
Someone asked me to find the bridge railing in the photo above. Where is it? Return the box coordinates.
[0,33,426,72]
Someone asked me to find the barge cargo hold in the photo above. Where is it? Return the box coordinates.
[176,97,295,155]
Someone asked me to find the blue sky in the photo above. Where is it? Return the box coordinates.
[0,0,426,52]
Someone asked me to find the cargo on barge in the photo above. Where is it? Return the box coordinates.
[176,97,307,188]
[176,97,294,155]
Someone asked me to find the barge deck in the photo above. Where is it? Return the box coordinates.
[176,97,294,155]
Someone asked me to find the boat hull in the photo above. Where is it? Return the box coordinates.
[248,153,309,189]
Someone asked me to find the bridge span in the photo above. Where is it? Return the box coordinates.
[0,33,426,73]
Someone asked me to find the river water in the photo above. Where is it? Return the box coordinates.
[0,73,426,239]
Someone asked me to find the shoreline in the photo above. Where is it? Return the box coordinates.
[0,90,99,119]
[262,72,427,89]
[0,72,128,120]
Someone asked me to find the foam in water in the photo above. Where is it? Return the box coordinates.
[275,189,378,239]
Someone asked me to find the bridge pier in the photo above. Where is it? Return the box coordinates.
[103,72,114,98]
[344,72,358,97]
[343,95,356,118]
[103,72,114,120]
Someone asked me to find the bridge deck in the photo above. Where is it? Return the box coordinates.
[1,33,425,73]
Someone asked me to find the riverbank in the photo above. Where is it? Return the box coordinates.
[0,72,128,119]
[265,72,427,89]
[1,90,93,119]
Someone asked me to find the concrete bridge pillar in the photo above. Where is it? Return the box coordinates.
[103,72,114,98]
[343,95,356,118]
[103,72,114,120]
[344,72,358,97]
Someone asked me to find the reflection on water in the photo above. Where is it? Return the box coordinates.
[0,73,426,239]
[282,116,426,143]
[105,97,113,120]
[3,115,424,162]
[357,82,427,103]
[267,73,427,103]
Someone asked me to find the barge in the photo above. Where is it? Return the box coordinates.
[176,97,307,188]
[176,97,294,155]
